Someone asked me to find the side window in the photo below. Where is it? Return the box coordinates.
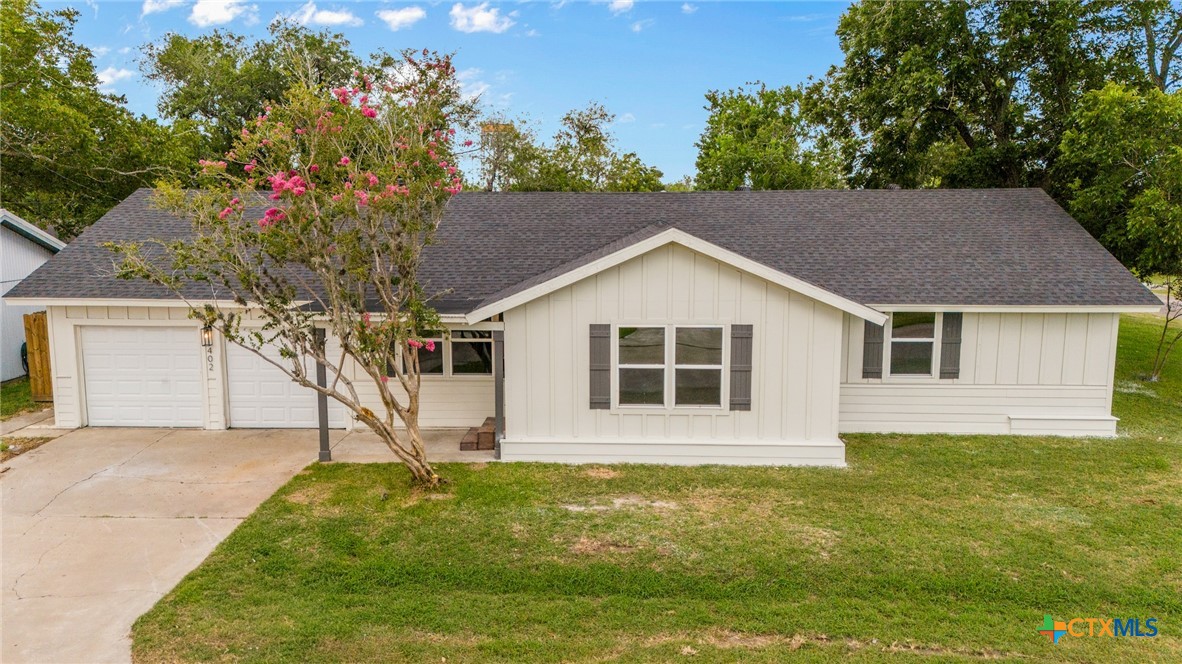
[888,312,937,376]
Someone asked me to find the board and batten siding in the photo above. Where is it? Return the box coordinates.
[839,311,1121,436]
[500,243,846,465]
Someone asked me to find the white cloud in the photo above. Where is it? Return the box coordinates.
[524,27,540,37]
[457,68,491,101]
[189,0,258,27]
[618,112,635,123]
[97,66,134,90]
[449,3,514,33]
[118,46,132,55]
[142,0,185,16]
[291,1,363,27]
[608,0,632,14]
[376,6,425,31]
[91,45,111,58]
[630,18,653,32]
[681,3,696,14]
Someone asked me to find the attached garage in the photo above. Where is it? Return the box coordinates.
[80,326,203,427]
[225,342,346,429]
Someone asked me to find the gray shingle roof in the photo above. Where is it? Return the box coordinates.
[5,187,1159,311]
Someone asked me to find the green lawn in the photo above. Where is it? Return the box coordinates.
[0,376,37,421]
[133,315,1181,663]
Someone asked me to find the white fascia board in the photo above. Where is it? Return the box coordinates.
[869,304,1162,314]
[1,297,242,307]
[463,228,888,325]
[0,209,66,252]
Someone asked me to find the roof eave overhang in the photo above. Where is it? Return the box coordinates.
[1,211,66,253]
[462,227,888,326]
[868,303,1162,313]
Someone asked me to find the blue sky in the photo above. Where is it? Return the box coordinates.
[65,1,849,181]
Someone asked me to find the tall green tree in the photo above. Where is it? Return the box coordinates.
[694,84,844,190]
[1061,83,1182,380]
[1,0,195,239]
[810,0,1144,191]
[142,20,360,157]
[473,103,663,192]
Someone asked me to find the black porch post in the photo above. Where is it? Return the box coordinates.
[314,327,331,462]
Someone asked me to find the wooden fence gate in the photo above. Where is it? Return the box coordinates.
[22,311,52,402]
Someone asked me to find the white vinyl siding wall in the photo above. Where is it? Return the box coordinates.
[1,226,58,381]
[500,243,846,465]
[840,312,1120,436]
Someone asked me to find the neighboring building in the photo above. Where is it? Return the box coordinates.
[0,210,65,382]
[3,189,1160,465]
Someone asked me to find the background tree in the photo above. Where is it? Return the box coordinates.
[142,20,360,157]
[110,50,474,486]
[1061,82,1182,380]
[694,84,844,190]
[1,0,196,239]
[473,103,663,192]
[807,0,1140,191]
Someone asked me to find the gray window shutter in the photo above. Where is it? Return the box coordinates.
[940,313,963,379]
[589,324,611,409]
[862,320,884,379]
[729,324,753,411]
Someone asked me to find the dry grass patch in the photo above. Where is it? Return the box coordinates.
[1,436,54,462]
[568,535,638,555]
[584,466,620,479]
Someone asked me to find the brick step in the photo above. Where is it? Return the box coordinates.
[460,417,497,451]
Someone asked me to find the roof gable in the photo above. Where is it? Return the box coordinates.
[463,226,888,324]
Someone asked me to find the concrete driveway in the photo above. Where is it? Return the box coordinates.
[1,427,373,663]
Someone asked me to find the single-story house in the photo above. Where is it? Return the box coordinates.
[1,209,66,382]
[4,188,1160,466]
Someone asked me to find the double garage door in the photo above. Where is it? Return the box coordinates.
[81,326,345,429]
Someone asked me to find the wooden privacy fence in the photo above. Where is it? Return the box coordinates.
[23,311,52,402]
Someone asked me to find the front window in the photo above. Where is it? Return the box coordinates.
[888,312,937,376]
[391,329,492,378]
[618,327,665,405]
[451,330,493,375]
[616,325,724,408]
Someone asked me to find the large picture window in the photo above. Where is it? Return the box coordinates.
[887,312,937,376]
[616,325,725,408]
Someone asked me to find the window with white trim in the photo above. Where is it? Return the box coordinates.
[393,330,492,377]
[616,325,725,407]
[886,312,939,377]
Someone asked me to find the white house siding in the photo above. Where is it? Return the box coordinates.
[46,305,227,429]
[46,304,489,431]
[839,312,1120,436]
[1,226,57,381]
[500,243,846,465]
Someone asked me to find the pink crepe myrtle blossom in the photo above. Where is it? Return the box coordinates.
[408,339,423,349]
[309,164,319,173]
[361,107,377,119]
[218,207,233,220]
[339,156,350,166]
[425,340,436,352]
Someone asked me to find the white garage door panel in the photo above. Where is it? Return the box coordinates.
[81,326,204,427]
[226,342,346,428]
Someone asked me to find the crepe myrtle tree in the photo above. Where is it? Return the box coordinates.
[107,49,475,486]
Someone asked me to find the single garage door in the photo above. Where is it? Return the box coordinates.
[81,326,204,427]
[226,342,347,428]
